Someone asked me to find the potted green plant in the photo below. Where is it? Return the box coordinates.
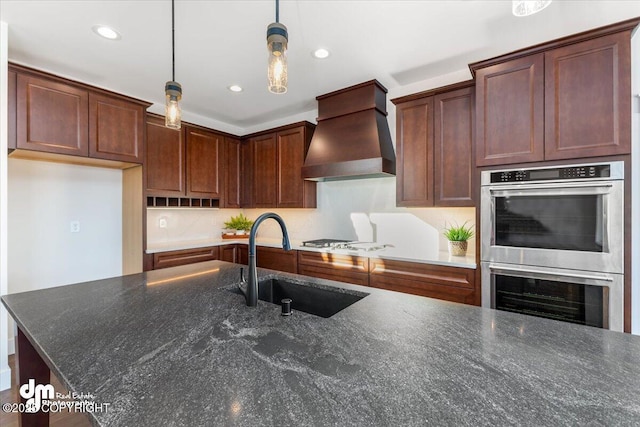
[443,221,475,256]
[223,214,254,236]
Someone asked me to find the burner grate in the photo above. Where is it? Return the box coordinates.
[302,239,352,248]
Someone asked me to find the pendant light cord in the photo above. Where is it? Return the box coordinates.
[171,0,175,81]
[275,0,279,23]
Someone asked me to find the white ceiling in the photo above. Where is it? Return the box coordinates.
[2,1,639,135]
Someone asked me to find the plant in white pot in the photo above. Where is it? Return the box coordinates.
[223,214,254,236]
[443,221,474,257]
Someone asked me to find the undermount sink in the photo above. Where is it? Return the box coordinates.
[231,278,368,318]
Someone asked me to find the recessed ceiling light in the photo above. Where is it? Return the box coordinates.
[228,85,243,92]
[312,48,330,59]
[92,25,121,40]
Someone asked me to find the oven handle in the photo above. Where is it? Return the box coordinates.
[487,264,615,282]
[489,181,613,196]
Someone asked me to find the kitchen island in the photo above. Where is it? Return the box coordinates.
[2,260,639,426]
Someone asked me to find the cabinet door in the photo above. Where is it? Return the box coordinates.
[146,115,185,196]
[17,74,89,156]
[8,69,16,150]
[252,133,278,207]
[256,247,297,273]
[434,87,474,207]
[89,92,145,163]
[223,137,242,208]
[220,245,238,263]
[544,31,631,160]
[395,97,434,206]
[240,140,253,208]
[277,127,305,207]
[475,54,544,166]
[237,245,249,265]
[185,127,222,198]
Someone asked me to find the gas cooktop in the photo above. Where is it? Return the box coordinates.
[302,239,390,252]
[301,239,352,248]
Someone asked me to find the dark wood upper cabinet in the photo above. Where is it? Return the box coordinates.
[434,86,475,206]
[185,127,222,199]
[223,137,242,208]
[89,92,145,163]
[277,126,317,208]
[544,31,631,160]
[145,115,185,196]
[240,140,254,208]
[470,19,637,166]
[251,133,278,208]
[392,81,474,208]
[12,64,150,163]
[8,69,17,150]
[246,122,316,209]
[16,73,89,156]
[394,97,434,207]
[474,54,545,166]
[277,127,305,207]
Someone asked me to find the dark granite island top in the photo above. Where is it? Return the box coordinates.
[2,260,640,426]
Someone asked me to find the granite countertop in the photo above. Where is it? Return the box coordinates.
[2,261,639,426]
[146,238,477,269]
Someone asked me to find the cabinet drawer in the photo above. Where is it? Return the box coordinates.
[153,247,219,270]
[298,251,369,286]
[369,258,476,304]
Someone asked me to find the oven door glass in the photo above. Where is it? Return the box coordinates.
[494,194,603,252]
[494,274,607,328]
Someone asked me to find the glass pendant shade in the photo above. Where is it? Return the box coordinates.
[165,81,182,129]
[512,0,552,17]
[267,22,288,94]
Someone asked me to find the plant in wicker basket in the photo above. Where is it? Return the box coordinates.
[443,221,475,256]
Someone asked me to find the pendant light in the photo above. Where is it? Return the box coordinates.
[512,0,552,17]
[266,0,288,94]
[165,0,182,129]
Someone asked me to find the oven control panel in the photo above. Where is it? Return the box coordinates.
[490,164,611,183]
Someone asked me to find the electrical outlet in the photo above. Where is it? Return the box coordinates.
[158,217,168,229]
[70,221,80,233]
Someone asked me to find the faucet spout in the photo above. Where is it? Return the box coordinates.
[246,212,291,307]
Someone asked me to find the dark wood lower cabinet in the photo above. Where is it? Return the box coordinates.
[152,247,219,270]
[256,246,297,274]
[220,244,248,265]
[368,258,476,304]
[149,245,476,305]
[297,251,369,286]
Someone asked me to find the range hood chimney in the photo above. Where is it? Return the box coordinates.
[302,80,395,181]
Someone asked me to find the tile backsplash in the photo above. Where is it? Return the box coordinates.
[147,177,476,254]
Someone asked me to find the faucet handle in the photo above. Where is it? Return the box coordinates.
[238,267,248,299]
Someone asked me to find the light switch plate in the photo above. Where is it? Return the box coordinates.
[70,221,80,233]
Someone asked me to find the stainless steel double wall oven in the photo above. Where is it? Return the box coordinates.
[481,161,624,331]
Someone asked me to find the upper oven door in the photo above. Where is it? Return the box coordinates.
[481,180,623,273]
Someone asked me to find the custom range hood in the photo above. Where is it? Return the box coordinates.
[302,80,395,181]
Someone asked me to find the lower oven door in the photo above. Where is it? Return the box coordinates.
[481,262,623,332]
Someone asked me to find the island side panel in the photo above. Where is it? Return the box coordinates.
[17,328,50,427]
